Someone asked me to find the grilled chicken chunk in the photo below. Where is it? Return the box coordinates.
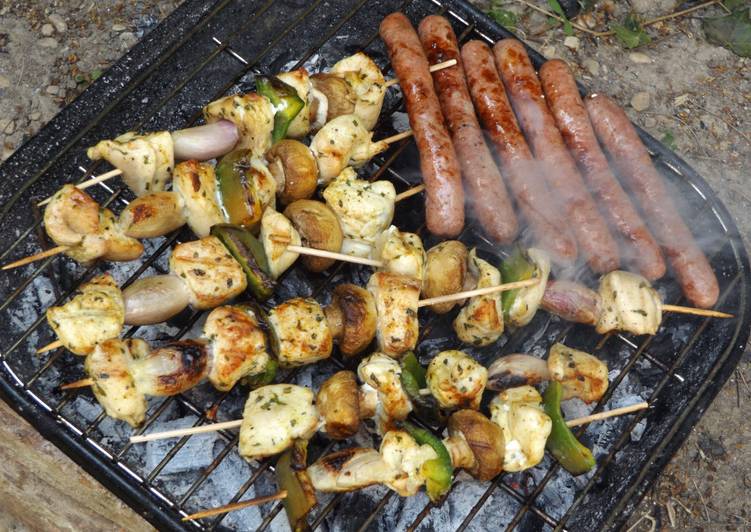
[239,384,319,461]
[203,93,274,156]
[596,271,662,336]
[324,283,377,358]
[380,430,437,496]
[317,371,361,440]
[489,386,552,472]
[308,447,398,492]
[276,68,311,138]
[46,274,125,356]
[169,236,247,310]
[330,53,386,131]
[422,240,469,314]
[45,185,143,263]
[357,353,412,430]
[267,298,333,367]
[129,339,209,396]
[172,160,224,238]
[547,343,608,403]
[204,305,270,392]
[506,248,551,328]
[85,338,149,427]
[322,167,395,256]
[375,226,426,282]
[259,208,301,279]
[87,131,174,196]
[310,114,389,184]
[119,191,186,239]
[367,272,420,358]
[453,250,504,346]
[426,350,487,410]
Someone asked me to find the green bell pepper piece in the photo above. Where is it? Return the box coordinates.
[216,149,264,230]
[276,439,316,532]
[402,421,453,502]
[499,247,537,320]
[400,352,445,426]
[257,75,305,144]
[210,224,275,300]
[543,381,596,475]
[242,356,278,389]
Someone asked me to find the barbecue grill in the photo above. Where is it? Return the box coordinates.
[0,0,748,530]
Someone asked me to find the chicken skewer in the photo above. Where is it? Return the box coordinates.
[182,397,648,522]
[6,125,415,271]
[36,55,456,205]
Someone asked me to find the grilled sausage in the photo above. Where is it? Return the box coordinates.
[417,15,517,243]
[494,40,619,273]
[379,12,464,237]
[586,94,720,308]
[539,60,666,281]
[461,40,577,265]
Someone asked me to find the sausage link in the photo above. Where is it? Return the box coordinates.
[539,59,666,281]
[380,12,464,237]
[494,39,619,273]
[586,94,719,308]
[460,39,577,265]
[417,15,518,243]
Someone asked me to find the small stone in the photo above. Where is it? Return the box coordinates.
[629,52,652,64]
[41,23,54,37]
[30,112,41,121]
[38,37,58,49]
[0,118,11,133]
[46,85,60,96]
[0,74,9,89]
[48,14,67,34]
[541,45,557,59]
[673,93,690,106]
[582,58,600,77]
[563,36,580,51]
[4,120,15,134]
[643,116,657,129]
[630,91,651,111]
[111,23,127,32]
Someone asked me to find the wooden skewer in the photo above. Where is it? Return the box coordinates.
[379,129,413,145]
[37,168,124,207]
[662,304,733,319]
[182,490,288,521]
[395,184,425,202]
[383,58,457,88]
[565,401,649,428]
[417,278,540,308]
[130,400,649,444]
[59,377,94,390]
[37,339,64,354]
[1,245,69,271]
[286,245,383,267]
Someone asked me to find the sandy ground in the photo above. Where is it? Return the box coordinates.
[0,0,749,530]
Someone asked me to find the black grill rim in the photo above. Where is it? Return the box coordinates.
[0,0,748,531]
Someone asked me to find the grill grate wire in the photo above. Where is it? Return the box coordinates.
[0,1,747,531]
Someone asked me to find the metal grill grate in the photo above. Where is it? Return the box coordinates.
[0,1,748,531]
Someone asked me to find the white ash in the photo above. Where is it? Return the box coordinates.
[391,111,410,132]
[145,415,218,475]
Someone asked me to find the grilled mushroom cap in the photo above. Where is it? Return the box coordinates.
[266,140,319,205]
[316,370,360,439]
[283,199,344,272]
[422,240,468,314]
[448,409,505,481]
[324,284,377,357]
[310,73,356,121]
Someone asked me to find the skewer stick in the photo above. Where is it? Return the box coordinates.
[37,339,64,354]
[662,304,733,319]
[286,245,383,267]
[1,245,69,270]
[130,401,649,443]
[395,184,425,202]
[182,491,288,521]
[37,168,124,207]
[379,129,413,145]
[384,58,457,88]
[565,401,649,428]
[60,378,94,390]
[417,278,540,308]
